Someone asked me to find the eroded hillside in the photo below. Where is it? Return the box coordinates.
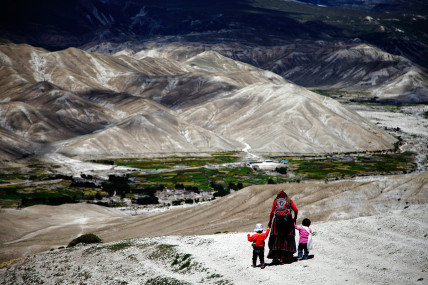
[0,43,396,159]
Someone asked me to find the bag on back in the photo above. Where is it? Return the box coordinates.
[275,197,292,218]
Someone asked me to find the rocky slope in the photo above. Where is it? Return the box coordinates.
[2,209,427,285]
[0,171,427,284]
[0,43,396,158]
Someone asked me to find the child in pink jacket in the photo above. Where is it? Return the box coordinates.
[294,218,312,260]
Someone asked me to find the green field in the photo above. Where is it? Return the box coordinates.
[273,151,416,181]
[91,153,240,169]
[0,151,417,206]
[131,166,287,190]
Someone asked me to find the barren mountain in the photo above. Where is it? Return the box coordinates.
[102,40,428,104]
[0,43,396,157]
[180,82,394,153]
[2,0,427,106]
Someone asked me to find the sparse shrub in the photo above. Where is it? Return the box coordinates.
[106,241,133,251]
[148,244,177,261]
[184,198,193,204]
[179,259,191,270]
[171,253,192,271]
[67,233,102,247]
[145,276,190,285]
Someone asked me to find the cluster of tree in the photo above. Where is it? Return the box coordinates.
[21,195,78,207]
[132,184,162,205]
[132,184,164,195]
[29,174,73,181]
[91,159,115,165]
[171,198,200,205]
[275,166,288,174]
[211,181,245,197]
[227,182,244,190]
[174,183,200,193]
[101,175,131,198]
[109,174,129,182]
[81,174,94,179]
[136,196,159,205]
[210,181,229,197]
[70,180,97,188]
[102,181,130,198]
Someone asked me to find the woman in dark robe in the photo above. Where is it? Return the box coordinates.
[267,190,298,264]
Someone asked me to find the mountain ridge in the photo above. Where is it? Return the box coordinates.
[0,42,395,158]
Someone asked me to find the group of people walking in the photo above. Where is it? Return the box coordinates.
[247,190,312,268]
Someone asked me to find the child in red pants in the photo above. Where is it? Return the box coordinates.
[247,223,270,269]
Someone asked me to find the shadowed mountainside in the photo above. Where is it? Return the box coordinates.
[100,40,428,104]
[2,0,427,105]
[0,128,33,160]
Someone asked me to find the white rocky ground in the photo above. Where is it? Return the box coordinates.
[354,104,428,172]
[1,204,427,285]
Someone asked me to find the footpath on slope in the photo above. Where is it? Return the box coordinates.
[1,204,427,284]
[1,171,427,265]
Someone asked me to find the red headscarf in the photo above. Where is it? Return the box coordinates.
[269,190,298,222]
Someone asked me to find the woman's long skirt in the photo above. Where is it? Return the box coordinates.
[267,215,296,262]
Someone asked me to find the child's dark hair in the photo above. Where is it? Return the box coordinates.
[302,218,311,227]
